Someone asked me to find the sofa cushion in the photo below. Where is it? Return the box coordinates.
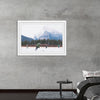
[82,70,100,80]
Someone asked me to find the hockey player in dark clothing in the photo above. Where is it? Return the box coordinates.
[45,44,48,48]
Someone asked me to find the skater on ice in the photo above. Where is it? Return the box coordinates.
[35,43,40,50]
[45,44,48,48]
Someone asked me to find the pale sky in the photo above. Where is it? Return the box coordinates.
[20,21,66,38]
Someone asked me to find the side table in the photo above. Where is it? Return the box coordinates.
[57,80,73,98]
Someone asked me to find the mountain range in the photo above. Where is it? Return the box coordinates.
[21,31,62,42]
[21,35,33,42]
[39,31,62,40]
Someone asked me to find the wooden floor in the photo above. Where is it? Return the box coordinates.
[0,91,38,100]
[0,89,77,100]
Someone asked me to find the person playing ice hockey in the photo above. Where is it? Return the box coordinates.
[58,44,60,48]
[45,44,48,48]
[35,43,40,50]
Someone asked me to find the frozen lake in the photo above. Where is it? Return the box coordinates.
[18,47,66,56]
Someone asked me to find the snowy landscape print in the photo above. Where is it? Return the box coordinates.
[18,21,66,56]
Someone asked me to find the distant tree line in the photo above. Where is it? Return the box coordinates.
[22,39,62,46]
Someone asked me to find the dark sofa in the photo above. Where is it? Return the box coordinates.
[76,77,100,100]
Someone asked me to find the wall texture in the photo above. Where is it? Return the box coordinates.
[0,0,100,89]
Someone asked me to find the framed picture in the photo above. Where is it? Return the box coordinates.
[18,20,67,56]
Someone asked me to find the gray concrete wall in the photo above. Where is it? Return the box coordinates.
[0,0,100,89]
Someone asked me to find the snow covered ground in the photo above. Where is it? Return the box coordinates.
[18,47,66,56]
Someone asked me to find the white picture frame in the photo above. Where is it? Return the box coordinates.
[18,20,67,56]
